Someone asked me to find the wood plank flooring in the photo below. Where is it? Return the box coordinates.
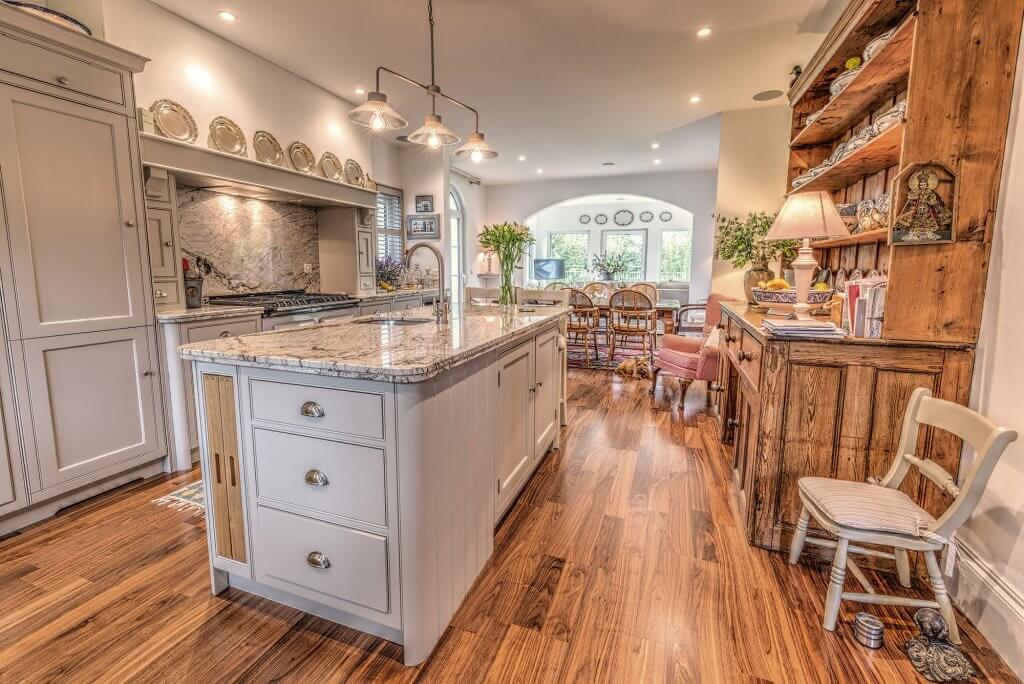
[0,369,1016,682]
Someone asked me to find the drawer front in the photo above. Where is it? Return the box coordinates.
[392,297,421,311]
[358,302,392,316]
[358,276,375,293]
[186,319,259,344]
[739,333,762,387]
[253,428,386,527]
[153,280,182,307]
[249,378,385,440]
[724,315,742,357]
[254,505,390,614]
[0,32,125,107]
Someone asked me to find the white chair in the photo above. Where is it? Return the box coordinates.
[789,387,1018,644]
[465,286,501,304]
[514,287,570,306]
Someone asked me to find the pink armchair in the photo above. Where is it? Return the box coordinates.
[649,294,735,396]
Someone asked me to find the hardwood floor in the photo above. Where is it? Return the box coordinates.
[0,369,1016,682]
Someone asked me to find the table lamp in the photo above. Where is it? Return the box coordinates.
[765,191,848,320]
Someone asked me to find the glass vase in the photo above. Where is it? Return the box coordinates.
[499,263,516,307]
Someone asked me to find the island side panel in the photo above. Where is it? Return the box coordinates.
[396,351,497,666]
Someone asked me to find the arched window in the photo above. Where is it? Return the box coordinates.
[449,186,464,305]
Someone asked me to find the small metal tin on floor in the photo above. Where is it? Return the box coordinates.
[854,612,884,649]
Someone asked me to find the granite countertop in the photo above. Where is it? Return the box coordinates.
[178,304,568,382]
[156,305,265,323]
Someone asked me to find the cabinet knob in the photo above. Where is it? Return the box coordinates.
[142,370,154,376]
[727,418,740,429]
[737,351,748,362]
[300,401,326,418]
[727,334,738,343]
[304,469,330,487]
[709,382,723,393]
[155,290,167,298]
[716,322,726,330]
[219,331,232,339]
[124,219,137,228]
[306,551,331,569]
[164,240,174,247]
[529,386,536,393]
[56,75,69,85]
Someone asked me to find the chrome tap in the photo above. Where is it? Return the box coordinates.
[404,243,448,324]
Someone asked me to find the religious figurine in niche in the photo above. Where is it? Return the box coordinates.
[892,168,954,244]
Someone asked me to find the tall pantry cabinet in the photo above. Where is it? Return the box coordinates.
[0,6,164,528]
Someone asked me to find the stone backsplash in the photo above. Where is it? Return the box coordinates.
[176,186,320,295]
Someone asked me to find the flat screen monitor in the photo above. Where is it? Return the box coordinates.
[533,259,566,280]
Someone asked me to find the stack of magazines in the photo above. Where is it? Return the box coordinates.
[762,318,846,339]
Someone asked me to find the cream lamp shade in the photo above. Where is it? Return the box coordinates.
[766,191,848,240]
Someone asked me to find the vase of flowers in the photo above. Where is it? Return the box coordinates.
[375,255,407,291]
[478,222,535,307]
[713,212,797,303]
[590,252,631,283]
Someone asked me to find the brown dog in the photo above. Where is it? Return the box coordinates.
[614,357,652,380]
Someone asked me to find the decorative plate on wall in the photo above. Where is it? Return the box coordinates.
[579,214,592,225]
[659,211,673,222]
[319,152,344,181]
[639,211,654,223]
[208,116,247,156]
[3,2,92,34]
[252,131,285,166]
[150,99,198,143]
[614,210,634,226]
[344,159,366,186]
[288,142,317,174]
[595,214,608,225]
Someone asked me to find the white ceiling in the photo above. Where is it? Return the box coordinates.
[151,0,844,184]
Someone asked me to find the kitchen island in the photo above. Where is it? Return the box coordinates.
[178,304,568,665]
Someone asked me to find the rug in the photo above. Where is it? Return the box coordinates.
[153,480,205,512]
[567,333,652,370]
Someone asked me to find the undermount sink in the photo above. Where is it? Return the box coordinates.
[351,314,436,326]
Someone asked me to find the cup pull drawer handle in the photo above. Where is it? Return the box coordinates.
[219,331,232,338]
[300,401,325,418]
[304,469,329,487]
[56,75,69,85]
[306,551,331,569]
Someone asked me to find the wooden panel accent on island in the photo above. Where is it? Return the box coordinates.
[201,373,246,563]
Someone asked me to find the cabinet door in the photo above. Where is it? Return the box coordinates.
[146,207,176,279]
[0,85,147,339]
[533,328,559,460]
[19,326,161,494]
[732,385,760,531]
[356,229,374,275]
[496,341,535,517]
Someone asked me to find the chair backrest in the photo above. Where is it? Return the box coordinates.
[568,288,594,309]
[582,282,611,299]
[544,282,568,290]
[881,387,1018,538]
[609,288,653,311]
[628,282,658,303]
[465,286,501,304]
[705,293,736,330]
[515,287,569,306]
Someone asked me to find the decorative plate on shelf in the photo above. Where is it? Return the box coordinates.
[829,66,862,99]
[834,268,848,290]
[639,211,654,223]
[594,214,608,225]
[252,131,285,166]
[659,211,673,222]
[2,1,91,34]
[150,99,198,143]
[319,152,344,181]
[613,210,634,226]
[863,26,898,63]
[343,158,365,186]
[208,116,247,156]
[873,100,907,135]
[288,142,316,174]
[579,214,592,225]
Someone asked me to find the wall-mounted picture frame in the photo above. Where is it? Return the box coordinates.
[407,213,440,239]
[415,194,434,213]
[889,161,957,246]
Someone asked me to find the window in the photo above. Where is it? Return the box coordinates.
[546,232,589,282]
[601,229,646,280]
[449,188,463,306]
[659,229,693,282]
[375,186,404,261]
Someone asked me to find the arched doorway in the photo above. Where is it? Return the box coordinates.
[448,186,464,306]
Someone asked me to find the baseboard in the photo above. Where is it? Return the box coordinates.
[952,541,1024,677]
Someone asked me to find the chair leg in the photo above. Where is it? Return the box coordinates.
[924,550,961,645]
[649,366,661,395]
[582,330,591,368]
[607,332,617,364]
[895,548,912,588]
[823,537,849,631]
[789,506,810,565]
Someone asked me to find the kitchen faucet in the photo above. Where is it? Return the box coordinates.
[404,243,448,324]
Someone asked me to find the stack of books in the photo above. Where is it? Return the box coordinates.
[762,318,846,339]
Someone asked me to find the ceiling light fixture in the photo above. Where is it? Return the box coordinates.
[354,87,366,95]
[536,168,544,174]
[518,154,527,162]
[348,0,496,161]
[218,10,237,22]
[650,142,660,150]
[696,26,712,38]
[654,158,662,165]
[689,95,702,104]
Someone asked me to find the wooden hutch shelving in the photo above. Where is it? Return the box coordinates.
[715,0,1024,562]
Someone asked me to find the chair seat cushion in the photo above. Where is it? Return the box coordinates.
[799,477,935,538]
[656,347,699,371]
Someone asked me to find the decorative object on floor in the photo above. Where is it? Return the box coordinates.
[2,1,91,34]
[406,213,440,239]
[152,480,205,512]
[207,116,247,156]
[789,387,1018,644]
[615,357,651,380]
[318,151,344,180]
[288,141,316,174]
[853,612,885,649]
[477,222,535,306]
[579,214,591,225]
[344,158,366,186]
[906,608,978,682]
[864,26,899,63]
[713,211,797,304]
[891,163,957,245]
[595,213,608,225]
[415,194,434,212]
[590,252,632,282]
[150,98,198,143]
[182,258,204,309]
[614,209,635,226]
[765,192,848,319]
[659,211,673,222]
[640,210,654,223]
[253,130,285,166]
[347,0,498,161]
[375,255,407,290]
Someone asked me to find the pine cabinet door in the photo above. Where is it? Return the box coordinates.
[496,341,535,517]
[533,328,560,460]
[0,84,147,339]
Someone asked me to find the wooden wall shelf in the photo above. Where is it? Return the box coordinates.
[792,16,916,148]
[812,231,887,250]
[790,123,903,195]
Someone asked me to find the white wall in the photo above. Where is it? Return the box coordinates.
[483,168,718,301]
[397,146,450,280]
[451,172,487,287]
[712,105,792,299]
[951,40,1024,678]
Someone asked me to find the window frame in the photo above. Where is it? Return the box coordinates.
[600,228,648,280]
[658,228,694,283]
[544,229,590,281]
[375,184,404,262]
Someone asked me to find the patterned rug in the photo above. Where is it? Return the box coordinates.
[567,338,651,370]
[153,480,205,512]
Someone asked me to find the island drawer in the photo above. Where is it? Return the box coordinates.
[248,378,385,440]
[252,428,387,527]
[254,505,391,614]
[739,332,763,387]
[187,318,260,343]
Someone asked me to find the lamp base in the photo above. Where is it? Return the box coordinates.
[792,238,818,321]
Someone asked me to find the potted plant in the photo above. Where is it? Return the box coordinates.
[590,251,632,282]
[714,212,797,303]
[478,222,535,306]
[375,255,407,292]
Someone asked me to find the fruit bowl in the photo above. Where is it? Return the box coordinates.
[752,287,834,310]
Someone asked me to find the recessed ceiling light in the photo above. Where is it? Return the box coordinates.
[218,10,237,22]
[654,158,662,165]
[518,154,526,162]
[536,168,544,174]
[650,142,660,150]
[689,95,702,104]
[696,26,712,38]
[355,87,366,95]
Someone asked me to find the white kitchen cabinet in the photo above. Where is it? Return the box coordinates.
[495,341,535,517]
[533,327,560,460]
[358,301,393,317]
[318,207,377,297]
[146,207,176,279]
[0,84,148,339]
[357,229,374,275]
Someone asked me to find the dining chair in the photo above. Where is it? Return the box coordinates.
[628,282,659,304]
[566,289,601,368]
[515,287,570,306]
[544,282,569,290]
[650,294,736,397]
[465,286,501,304]
[606,289,658,364]
[789,387,1018,644]
[581,282,612,300]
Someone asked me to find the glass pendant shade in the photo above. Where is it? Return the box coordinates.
[454,131,498,162]
[347,92,408,131]
[408,114,461,148]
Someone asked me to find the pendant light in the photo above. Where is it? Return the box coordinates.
[347,0,497,160]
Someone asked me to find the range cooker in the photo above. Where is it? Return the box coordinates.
[207,289,359,318]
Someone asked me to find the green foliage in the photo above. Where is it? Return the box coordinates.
[548,233,589,281]
[590,251,634,278]
[478,222,535,268]
[374,255,406,287]
[713,212,797,268]
[659,230,692,282]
